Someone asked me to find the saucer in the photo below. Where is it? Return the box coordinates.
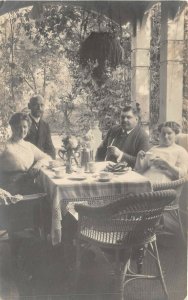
[98,178,111,182]
[54,175,64,179]
[68,176,86,181]
[113,171,126,175]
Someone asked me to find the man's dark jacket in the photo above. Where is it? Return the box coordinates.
[25,116,56,159]
[95,124,150,168]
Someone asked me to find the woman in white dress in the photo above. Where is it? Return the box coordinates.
[0,112,51,194]
[135,121,188,234]
[135,121,188,184]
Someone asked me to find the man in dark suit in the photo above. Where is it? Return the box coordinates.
[25,95,56,159]
[95,105,150,168]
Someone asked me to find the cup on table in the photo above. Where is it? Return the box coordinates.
[49,160,59,169]
[145,151,153,160]
[76,166,85,174]
[99,172,112,180]
[55,168,66,178]
[145,151,154,166]
[88,162,97,173]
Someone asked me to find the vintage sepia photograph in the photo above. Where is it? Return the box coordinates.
[0,1,187,299]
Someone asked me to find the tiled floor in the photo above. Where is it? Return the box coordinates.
[0,233,186,300]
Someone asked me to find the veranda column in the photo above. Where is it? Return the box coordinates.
[131,14,151,132]
[159,3,184,125]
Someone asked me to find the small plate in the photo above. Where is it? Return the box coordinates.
[52,167,66,171]
[54,175,64,179]
[68,176,86,181]
[113,171,126,175]
[98,178,111,182]
[113,168,131,175]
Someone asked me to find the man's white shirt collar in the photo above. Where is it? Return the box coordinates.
[122,128,134,135]
[30,114,40,124]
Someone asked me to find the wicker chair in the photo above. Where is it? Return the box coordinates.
[74,190,176,300]
[152,177,187,241]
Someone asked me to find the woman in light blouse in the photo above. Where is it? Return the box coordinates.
[135,121,188,234]
[0,112,51,194]
[135,121,188,184]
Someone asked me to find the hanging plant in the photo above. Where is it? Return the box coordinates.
[79,32,124,85]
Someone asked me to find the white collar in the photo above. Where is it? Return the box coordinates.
[122,128,134,135]
[30,114,40,124]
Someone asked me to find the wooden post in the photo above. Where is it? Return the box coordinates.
[131,14,151,132]
[159,3,184,125]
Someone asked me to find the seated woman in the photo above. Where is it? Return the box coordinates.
[135,121,188,184]
[135,121,188,235]
[0,112,51,195]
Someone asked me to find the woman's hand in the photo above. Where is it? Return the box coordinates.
[28,167,40,178]
[151,157,169,170]
[137,150,146,160]
[135,150,148,173]
[28,161,44,177]
[151,156,180,179]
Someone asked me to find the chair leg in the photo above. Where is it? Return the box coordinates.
[110,249,127,300]
[113,249,122,299]
[74,239,81,290]
[152,240,169,300]
[135,246,146,274]
[121,258,131,300]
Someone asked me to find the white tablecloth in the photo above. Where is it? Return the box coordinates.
[38,162,151,245]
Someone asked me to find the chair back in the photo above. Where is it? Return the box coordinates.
[152,178,187,208]
[176,133,188,152]
[75,190,176,247]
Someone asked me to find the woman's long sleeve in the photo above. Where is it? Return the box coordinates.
[176,147,188,178]
[30,143,51,166]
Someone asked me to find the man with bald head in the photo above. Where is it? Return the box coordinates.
[25,95,56,159]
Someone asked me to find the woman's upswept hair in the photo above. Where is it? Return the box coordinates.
[9,112,31,128]
[158,121,181,135]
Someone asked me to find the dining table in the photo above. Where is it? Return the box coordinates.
[38,162,152,246]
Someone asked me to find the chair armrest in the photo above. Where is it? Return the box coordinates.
[152,178,187,191]
[9,193,47,205]
[74,190,176,218]
[21,193,47,201]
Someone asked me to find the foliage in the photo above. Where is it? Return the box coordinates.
[20,3,131,135]
[0,2,187,142]
[79,31,123,85]
[0,8,74,139]
[0,4,131,140]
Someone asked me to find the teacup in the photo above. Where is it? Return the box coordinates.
[88,162,97,173]
[49,160,59,169]
[55,169,65,178]
[145,152,156,167]
[99,172,111,180]
[145,151,153,160]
